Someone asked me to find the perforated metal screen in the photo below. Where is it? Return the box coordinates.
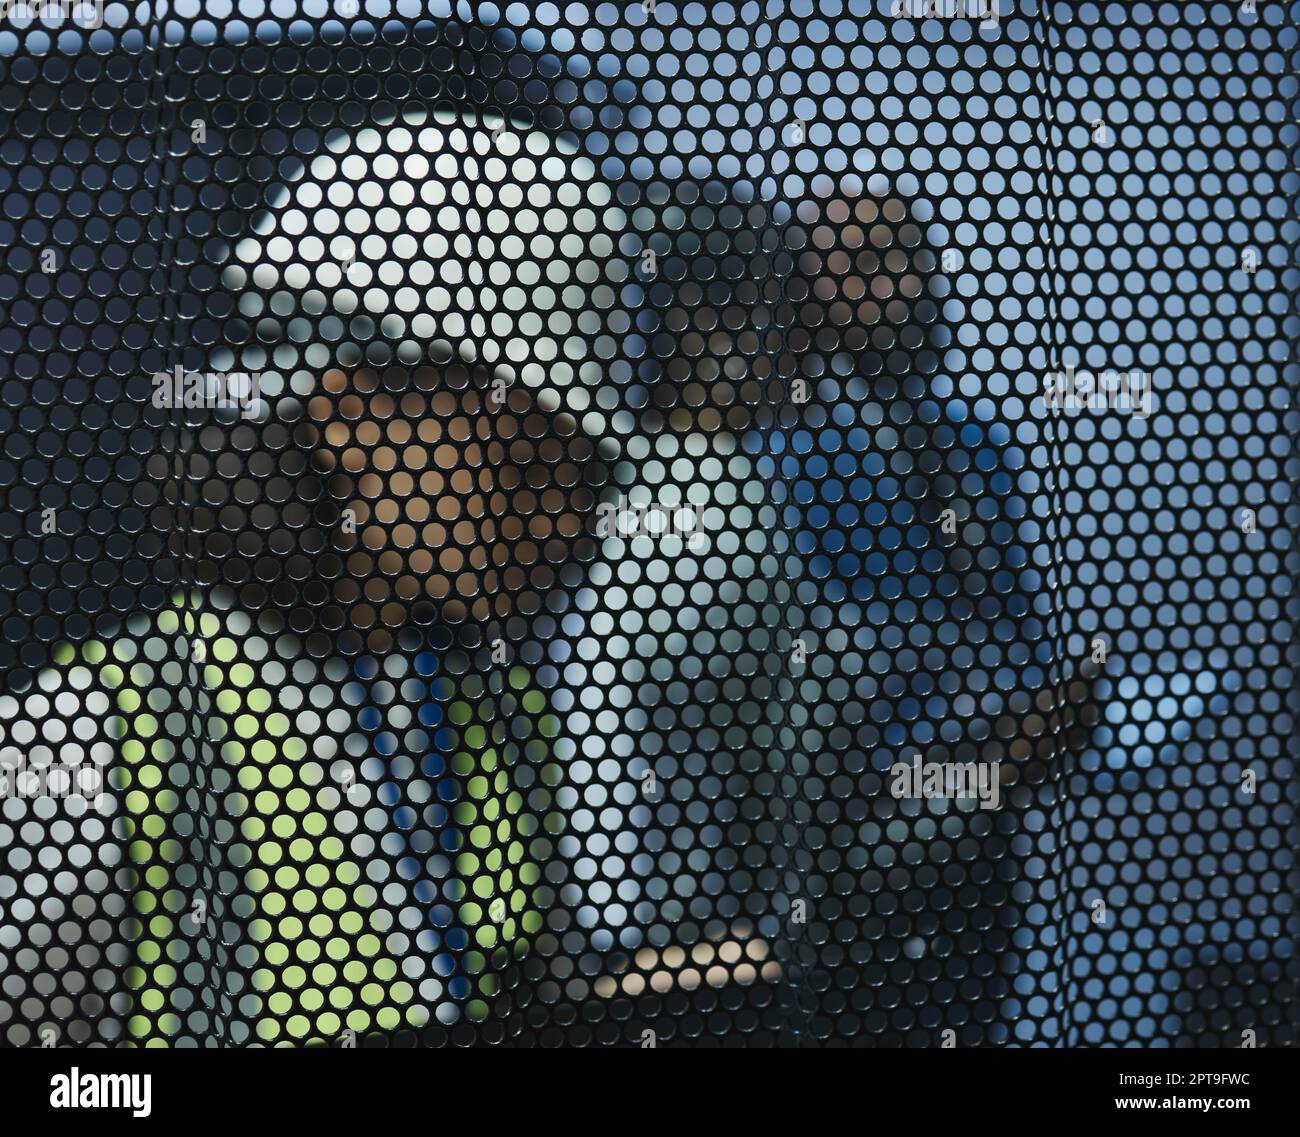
[0,0,1295,1049]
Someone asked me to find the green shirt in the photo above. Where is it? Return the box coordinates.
[0,591,562,1045]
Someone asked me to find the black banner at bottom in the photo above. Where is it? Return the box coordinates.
[0,1044,1288,1124]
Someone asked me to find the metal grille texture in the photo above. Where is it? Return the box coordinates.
[0,0,1295,1048]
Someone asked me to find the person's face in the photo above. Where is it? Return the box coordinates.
[310,359,595,627]
[224,111,618,631]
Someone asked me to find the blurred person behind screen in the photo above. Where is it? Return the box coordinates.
[0,29,624,1042]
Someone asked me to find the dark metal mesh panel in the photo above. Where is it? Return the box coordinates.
[0,0,1294,1048]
